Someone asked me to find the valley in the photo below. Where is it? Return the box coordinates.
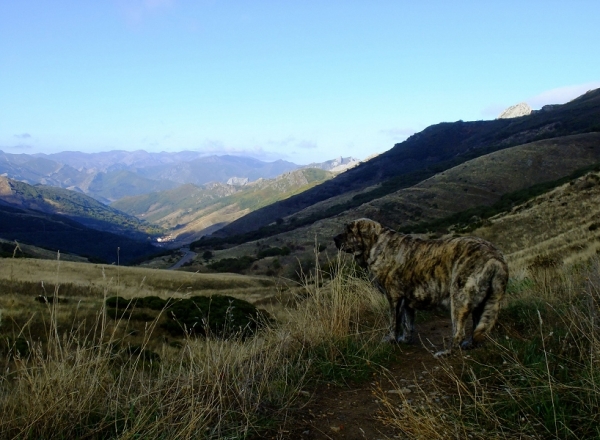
[1,88,600,439]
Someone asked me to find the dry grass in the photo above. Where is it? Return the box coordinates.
[0,251,390,438]
[474,171,600,269]
[377,259,600,439]
[0,256,279,299]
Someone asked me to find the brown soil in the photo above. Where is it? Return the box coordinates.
[266,315,464,440]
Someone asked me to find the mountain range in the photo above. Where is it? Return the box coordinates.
[0,151,354,203]
[1,88,600,266]
[112,168,334,244]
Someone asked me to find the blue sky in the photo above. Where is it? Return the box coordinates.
[1,1,599,164]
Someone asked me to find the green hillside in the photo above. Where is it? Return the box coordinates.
[85,169,178,202]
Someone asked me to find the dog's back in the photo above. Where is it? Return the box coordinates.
[368,231,505,303]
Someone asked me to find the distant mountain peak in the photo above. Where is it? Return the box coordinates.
[304,156,360,173]
[498,102,532,119]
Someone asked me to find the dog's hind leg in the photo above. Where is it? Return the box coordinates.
[383,297,414,344]
[435,289,472,357]
[472,260,508,344]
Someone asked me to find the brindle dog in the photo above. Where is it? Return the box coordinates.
[334,218,508,356]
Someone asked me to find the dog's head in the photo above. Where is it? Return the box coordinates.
[334,218,383,266]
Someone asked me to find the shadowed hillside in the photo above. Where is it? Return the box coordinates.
[213,88,600,238]
[0,204,158,264]
[0,176,158,238]
[0,177,161,263]
[193,133,600,276]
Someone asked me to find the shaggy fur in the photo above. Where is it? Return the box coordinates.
[334,218,508,355]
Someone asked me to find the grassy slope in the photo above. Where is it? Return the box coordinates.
[0,258,278,301]
[471,170,600,268]
[196,133,600,273]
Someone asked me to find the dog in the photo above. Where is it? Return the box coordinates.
[334,218,508,356]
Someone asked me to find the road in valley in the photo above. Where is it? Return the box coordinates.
[169,248,197,270]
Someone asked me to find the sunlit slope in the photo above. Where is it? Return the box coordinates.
[214,88,600,238]
[200,133,600,265]
[471,170,600,268]
[113,168,333,244]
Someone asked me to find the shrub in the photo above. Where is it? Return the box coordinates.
[257,246,291,259]
[207,256,255,273]
[105,294,270,339]
[161,295,271,339]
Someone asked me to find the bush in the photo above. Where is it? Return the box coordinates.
[257,246,291,259]
[161,295,271,339]
[0,336,30,357]
[105,294,270,339]
[207,256,256,273]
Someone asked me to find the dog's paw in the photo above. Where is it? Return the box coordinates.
[433,349,451,358]
[460,339,473,350]
[395,335,413,344]
[382,334,397,344]
[460,338,480,350]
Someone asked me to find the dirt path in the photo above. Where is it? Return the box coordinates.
[276,316,457,440]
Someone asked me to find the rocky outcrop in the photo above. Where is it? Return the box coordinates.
[305,156,360,173]
[498,102,532,119]
[227,177,249,186]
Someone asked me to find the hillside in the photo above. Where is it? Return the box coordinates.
[0,176,163,263]
[0,176,158,238]
[470,169,600,268]
[83,170,178,203]
[213,88,600,238]
[192,133,600,275]
[113,168,334,244]
[0,204,158,264]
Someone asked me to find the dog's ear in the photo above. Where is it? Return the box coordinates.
[356,218,382,237]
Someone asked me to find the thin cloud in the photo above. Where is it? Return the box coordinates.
[195,139,284,162]
[14,133,32,139]
[480,104,507,119]
[10,144,33,150]
[296,140,317,149]
[266,136,296,148]
[117,0,175,26]
[380,127,415,141]
[528,81,600,109]
[266,137,318,151]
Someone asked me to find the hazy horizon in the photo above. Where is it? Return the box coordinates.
[2,1,599,163]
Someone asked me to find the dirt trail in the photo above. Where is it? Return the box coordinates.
[277,316,457,440]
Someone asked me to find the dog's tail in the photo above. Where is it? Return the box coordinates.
[472,258,509,343]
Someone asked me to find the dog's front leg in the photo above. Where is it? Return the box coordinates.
[395,298,415,343]
[382,294,398,343]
